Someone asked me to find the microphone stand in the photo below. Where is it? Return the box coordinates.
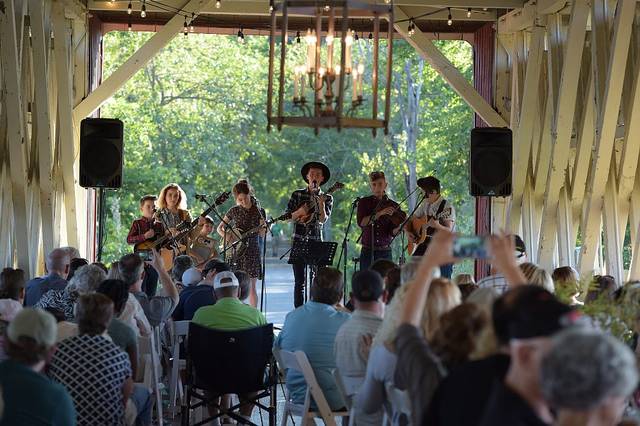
[197,193,241,261]
[254,197,270,313]
[337,197,359,305]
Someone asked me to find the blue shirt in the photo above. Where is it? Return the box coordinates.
[0,359,76,425]
[24,273,67,307]
[274,301,350,410]
[182,285,217,321]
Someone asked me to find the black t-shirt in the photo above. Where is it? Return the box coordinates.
[478,380,550,426]
[424,353,510,426]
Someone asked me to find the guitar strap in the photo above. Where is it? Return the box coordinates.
[426,199,447,238]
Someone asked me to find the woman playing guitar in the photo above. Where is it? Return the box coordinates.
[155,183,206,263]
[216,180,266,308]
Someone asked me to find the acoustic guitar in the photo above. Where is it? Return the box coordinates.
[405,199,452,255]
[296,181,345,224]
[221,212,291,260]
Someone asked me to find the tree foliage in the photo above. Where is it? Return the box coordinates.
[100,31,474,273]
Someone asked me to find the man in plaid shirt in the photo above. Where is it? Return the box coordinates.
[286,162,333,307]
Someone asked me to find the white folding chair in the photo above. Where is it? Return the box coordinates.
[274,348,349,426]
[138,326,164,426]
[168,320,190,418]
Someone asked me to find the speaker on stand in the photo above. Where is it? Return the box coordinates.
[79,118,124,262]
[469,127,512,197]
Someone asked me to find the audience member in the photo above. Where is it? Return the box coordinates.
[119,251,178,326]
[520,262,555,293]
[192,271,266,330]
[552,266,582,305]
[274,267,350,410]
[59,246,81,261]
[465,287,500,358]
[175,259,230,321]
[385,266,401,303]
[370,258,397,279]
[108,260,122,280]
[48,294,152,426]
[453,273,475,286]
[66,257,89,282]
[182,267,203,287]
[585,274,618,304]
[92,262,109,274]
[0,268,25,362]
[36,264,106,320]
[172,255,194,283]
[25,248,70,306]
[141,263,159,298]
[334,269,385,425]
[477,234,527,294]
[235,270,251,303]
[541,328,638,426]
[0,308,76,425]
[98,279,139,378]
[478,289,576,425]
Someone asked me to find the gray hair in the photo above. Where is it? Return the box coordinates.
[45,248,70,274]
[59,246,81,260]
[541,328,638,410]
[68,265,107,296]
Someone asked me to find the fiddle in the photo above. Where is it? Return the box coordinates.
[370,196,407,227]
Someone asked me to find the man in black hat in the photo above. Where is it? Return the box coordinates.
[286,162,334,307]
[406,176,456,277]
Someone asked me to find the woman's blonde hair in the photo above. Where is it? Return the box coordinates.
[520,263,555,293]
[373,277,461,348]
[157,183,188,210]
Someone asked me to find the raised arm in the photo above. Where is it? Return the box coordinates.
[150,248,179,305]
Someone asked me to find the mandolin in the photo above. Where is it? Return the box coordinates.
[296,181,345,224]
[221,212,292,260]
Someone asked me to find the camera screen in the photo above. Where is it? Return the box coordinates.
[452,236,488,259]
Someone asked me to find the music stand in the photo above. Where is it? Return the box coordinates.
[288,240,338,303]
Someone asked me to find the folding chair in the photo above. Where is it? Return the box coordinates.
[273,348,349,426]
[169,320,190,418]
[181,323,277,426]
[332,369,355,426]
[138,327,164,426]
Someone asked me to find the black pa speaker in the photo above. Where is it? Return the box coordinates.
[80,118,124,188]
[469,127,512,196]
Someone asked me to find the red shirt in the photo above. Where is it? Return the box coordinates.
[357,194,406,248]
[127,217,165,245]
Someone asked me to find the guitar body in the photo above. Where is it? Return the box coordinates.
[296,182,345,224]
[134,239,186,270]
[406,217,427,255]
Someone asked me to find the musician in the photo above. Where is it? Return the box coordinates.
[407,176,456,277]
[127,195,165,245]
[216,180,266,308]
[357,171,406,270]
[188,216,218,268]
[155,183,205,247]
[286,161,333,308]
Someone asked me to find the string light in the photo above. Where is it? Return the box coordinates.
[183,16,188,35]
[127,1,132,14]
[269,0,274,12]
[467,8,472,17]
[127,17,132,31]
[296,31,301,43]
[216,0,221,8]
[324,4,330,11]
[140,0,146,18]
[368,32,373,43]
[447,7,453,26]
[407,18,415,36]
[190,13,195,32]
[237,26,245,43]
[354,32,359,42]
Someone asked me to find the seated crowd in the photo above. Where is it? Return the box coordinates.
[1,231,640,426]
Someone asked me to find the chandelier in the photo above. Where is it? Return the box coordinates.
[266,0,394,135]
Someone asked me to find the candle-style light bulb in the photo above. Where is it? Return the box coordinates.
[127,1,132,14]
[467,8,472,17]
[447,8,453,26]
[140,1,146,18]
[216,0,221,8]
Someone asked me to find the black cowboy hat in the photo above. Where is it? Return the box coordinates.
[301,161,331,185]
[417,176,440,192]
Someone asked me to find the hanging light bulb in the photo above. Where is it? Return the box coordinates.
[269,0,274,12]
[127,1,132,14]
[216,0,221,8]
[127,18,132,31]
[354,32,359,42]
[183,17,188,35]
[467,8,472,17]
[296,31,301,43]
[324,4,330,11]
[237,26,245,43]
[368,32,373,44]
[140,0,146,18]
[190,13,195,32]
[447,8,453,26]
[408,19,416,36]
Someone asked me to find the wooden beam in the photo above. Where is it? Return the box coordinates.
[557,181,573,266]
[73,0,214,121]
[510,25,545,235]
[578,0,636,276]
[0,0,32,274]
[497,1,537,34]
[536,0,589,269]
[628,170,640,279]
[537,0,569,15]
[52,1,79,248]
[603,165,624,283]
[30,0,56,256]
[395,6,508,128]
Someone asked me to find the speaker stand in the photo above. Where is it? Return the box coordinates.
[96,188,107,262]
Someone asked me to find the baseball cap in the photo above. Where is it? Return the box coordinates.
[352,270,384,302]
[7,308,57,347]
[213,271,239,290]
[507,286,577,340]
[181,267,202,286]
[202,259,230,276]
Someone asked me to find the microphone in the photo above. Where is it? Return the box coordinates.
[352,196,362,205]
